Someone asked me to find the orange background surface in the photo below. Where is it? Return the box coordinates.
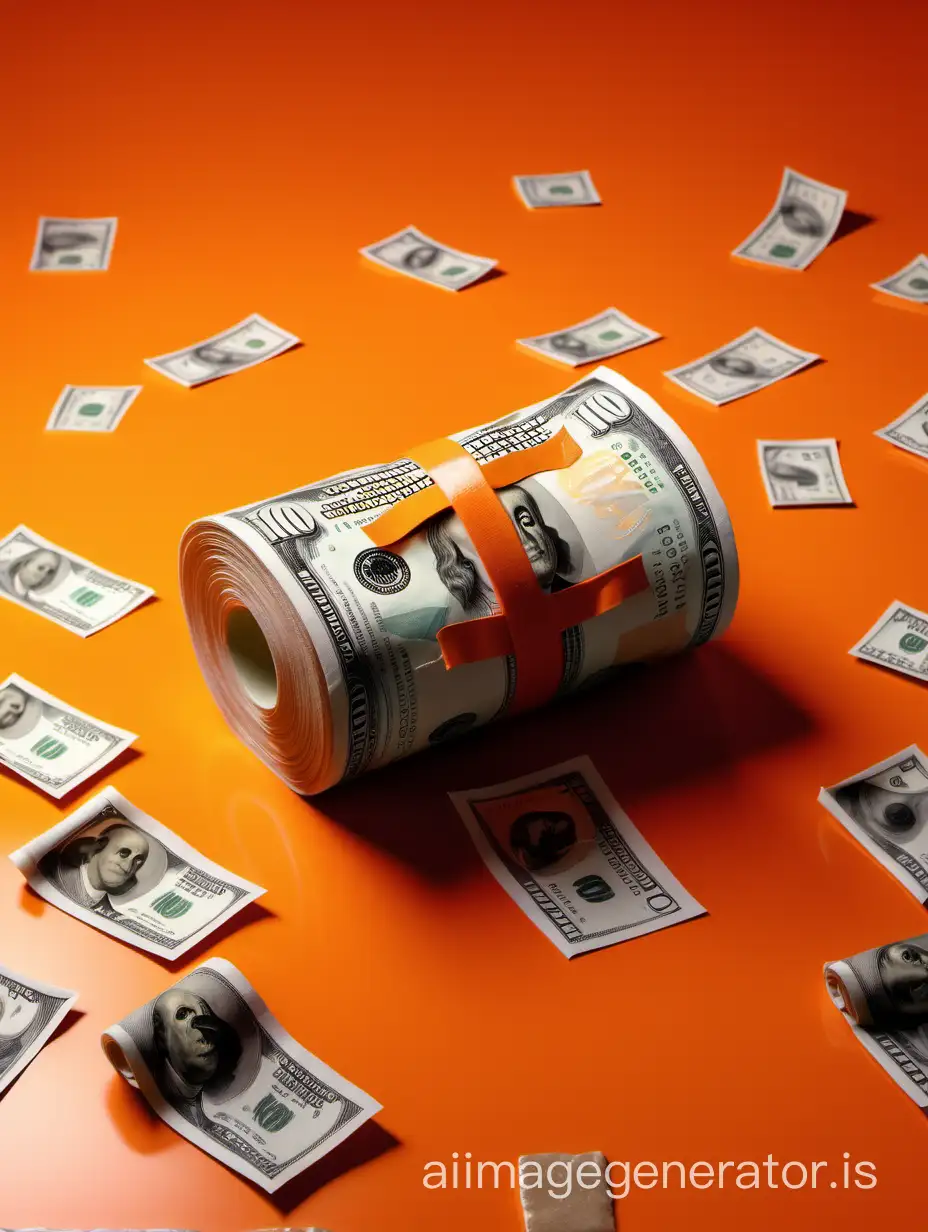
[1,1,927,1228]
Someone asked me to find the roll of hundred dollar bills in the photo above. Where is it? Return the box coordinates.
[180,367,738,794]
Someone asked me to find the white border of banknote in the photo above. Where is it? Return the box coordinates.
[0,523,155,637]
[663,328,820,406]
[818,744,928,902]
[848,599,928,683]
[144,314,301,388]
[0,960,77,1097]
[874,395,928,460]
[516,307,662,366]
[9,786,267,957]
[756,438,853,506]
[0,672,137,799]
[45,384,143,433]
[449,754,706,957]
[28,216,118,272]
[870,254,928,301]
[103,958,382,1192]
[732,167,847,270]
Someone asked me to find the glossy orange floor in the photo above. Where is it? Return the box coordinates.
[2,1,927,1228]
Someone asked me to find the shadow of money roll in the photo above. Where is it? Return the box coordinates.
[180,368,739,794]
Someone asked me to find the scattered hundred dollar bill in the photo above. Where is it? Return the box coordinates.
[733,168,847,269]
[449,756,706,957]
[513,171,601,208]
[756,438,852,506]
[145,314,300,388]
[0,960,77,1097]
[10,787,266,958]
[0,525,153,636]
[825,929,928,1107]
[29,216,117,271]
[871,254,928,303]
[102,957,381,1192]
[517,307,660,366]
[360,225,497,291]
[45,384,143,433]
[819,745,928,903]
[849,601,928,684]
[0,673,136,799]
[664,328,819,406]
[875,394,928,460]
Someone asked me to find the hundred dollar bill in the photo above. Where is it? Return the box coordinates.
[145,314,300,388]
[871,254,928,303]
[825,930,928,1107]
[756,438,852,506]
[664,328,819,406]
[0,674,136,799]
[10,787,266,958]
[875,394,928,460]
[0,960,77,1096]
[360,225,496,291]
[46,385,142,433]
[449,756,706,957]
[0,525,153,636]
[733,168,847,269]
[517,308,660,367]
[513,171,601,208]
[849,600,928,683]
[102,957,381,1192]
[819,745,928,902]
[29,216,117,271]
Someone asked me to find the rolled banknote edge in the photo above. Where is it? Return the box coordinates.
[823,958,870,1025]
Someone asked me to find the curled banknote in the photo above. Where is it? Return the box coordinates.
[29,217,117,271]
[360,225,497,290]
[180,367,738,793]
[849,600,928,684]
[826,931,928,1107]
[517,308,660,367]
[733,168,847,269]
[756,439,852,506]
[0,525,153,636]
[46,385,142,433]
[145,314,300,388]
[875,395,928,461]
[513,171,600,208]
[450,756,706,956]
[871,254,928,303]
[0,961,76,1097]
[10,787,266,958]
[0,674,136,799]
[103,958,381,1192]
[819,745,928,902]
[665,328,819,406]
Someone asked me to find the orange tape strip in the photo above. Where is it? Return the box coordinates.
[366,427,582,547]
[437,554,649,669]
[405,436,565,712]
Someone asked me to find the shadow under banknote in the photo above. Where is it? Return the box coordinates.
[256,1118,400,1213]
[314,640,815,883]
